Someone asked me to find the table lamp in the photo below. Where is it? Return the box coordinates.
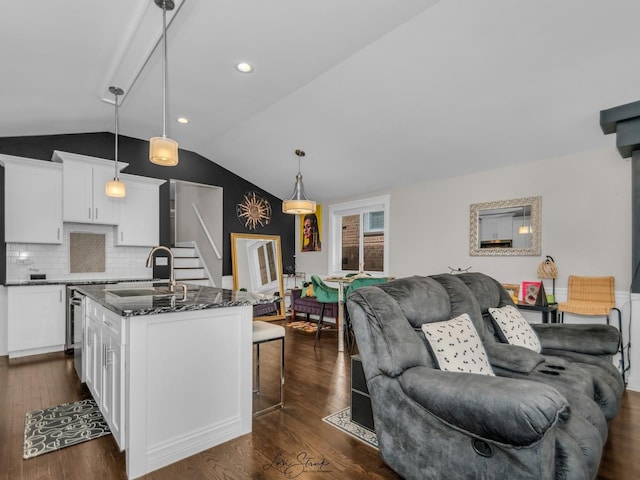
[537,255,558,303]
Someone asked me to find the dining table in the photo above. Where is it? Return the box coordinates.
[324,274,393,352]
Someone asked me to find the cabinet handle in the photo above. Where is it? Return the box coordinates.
[103,319,112,327]
[88,207,91,220]
[95,208,98,220]
[105,346,115,367]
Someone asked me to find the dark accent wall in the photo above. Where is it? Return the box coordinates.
[0,132,295,280]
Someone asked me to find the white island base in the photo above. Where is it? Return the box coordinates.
[125,305,252,479]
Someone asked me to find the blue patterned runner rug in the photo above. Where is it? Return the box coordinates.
[322,408,378,449]
[23,398,110,459]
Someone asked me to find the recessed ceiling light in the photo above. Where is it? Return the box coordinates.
[176,117,190,124]
[235,62,254,73]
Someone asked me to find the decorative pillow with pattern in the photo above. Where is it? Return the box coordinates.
[421,314,495,375]
[488,305,542,353]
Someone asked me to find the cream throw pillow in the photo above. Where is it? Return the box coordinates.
[421,313,494,376]
[488,305,542,353]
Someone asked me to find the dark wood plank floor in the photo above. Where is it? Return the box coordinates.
[1,323,638,479]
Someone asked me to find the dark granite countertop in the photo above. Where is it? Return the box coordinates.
[5,278,157,287]
[74,281,278,317]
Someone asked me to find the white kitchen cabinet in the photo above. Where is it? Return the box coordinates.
[7,285,65,357]
[511,219,531,248]
[52,150,127,225]
[115,174,166,247]
[84,315,103,407]
[0,155,63,244]
[84,298,125,450]
[479,215,513,241]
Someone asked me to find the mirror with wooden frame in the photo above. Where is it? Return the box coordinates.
[231,233,286,320]
[470,196,542,256]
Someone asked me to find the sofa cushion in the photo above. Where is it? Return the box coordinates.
[421,313,494,375]
[489,305,542,353]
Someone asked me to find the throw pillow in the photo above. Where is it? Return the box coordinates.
[421,314,495,375]
[301,283,315,297]
[488,305,542,353]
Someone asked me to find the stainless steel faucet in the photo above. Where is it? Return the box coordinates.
[145,246,187,296]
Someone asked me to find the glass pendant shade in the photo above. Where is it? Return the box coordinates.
[149,0,179,167]
[106,85,126,198]
[518,205,530,234]
[282,171,316,215]
[283,150,315,214]
[282,199,316,215]
[149,135,179,166]
[105,178,126,197]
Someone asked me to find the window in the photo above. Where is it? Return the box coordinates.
[329,195,390,275]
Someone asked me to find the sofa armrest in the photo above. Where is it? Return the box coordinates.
[532,324,620,355]
[484,343,546,373]
[399,366,568,446]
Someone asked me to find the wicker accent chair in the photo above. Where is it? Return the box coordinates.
[558,275,624,380]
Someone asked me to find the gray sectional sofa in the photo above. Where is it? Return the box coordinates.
[347,273,623,480]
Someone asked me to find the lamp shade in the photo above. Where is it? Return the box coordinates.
[105,178,126,198]
[282,199,316,215]
[282,149,315,215]
[518,225,531,234]
[150,136,179,166]
[537,256,558,279]
[106,85,126,198]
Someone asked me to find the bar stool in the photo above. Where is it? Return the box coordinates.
[252,321,285,416]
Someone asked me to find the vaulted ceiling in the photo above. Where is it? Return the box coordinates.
[2,0,640,202]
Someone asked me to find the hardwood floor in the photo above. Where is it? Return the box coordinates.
[0,324,638,479]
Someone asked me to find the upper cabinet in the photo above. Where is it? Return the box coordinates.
[115,173,166,247]
[52,151,128,225]
[0,154,63,244]
[479,215,513,241]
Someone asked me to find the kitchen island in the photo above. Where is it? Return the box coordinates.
[74,282,277,479]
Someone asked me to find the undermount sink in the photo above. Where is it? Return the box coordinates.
[105,287,175,298]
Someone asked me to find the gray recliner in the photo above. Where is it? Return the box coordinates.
[347,275,611,480]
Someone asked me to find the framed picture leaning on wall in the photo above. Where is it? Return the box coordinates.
[521,281,545,305]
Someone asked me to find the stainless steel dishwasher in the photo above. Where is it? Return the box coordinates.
[67,286,86,382]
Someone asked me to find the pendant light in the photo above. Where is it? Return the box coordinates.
[105,86,126,198]
[149,0,179,166]
[518,205,530,234]
[282,149,316,215]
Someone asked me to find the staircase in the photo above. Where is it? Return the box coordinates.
[172,242,213,286]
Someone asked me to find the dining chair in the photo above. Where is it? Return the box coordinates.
[310,275,340,349]
[558,275,625,380]
[343,277,389,353]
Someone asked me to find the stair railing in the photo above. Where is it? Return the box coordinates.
[191,203,222,260]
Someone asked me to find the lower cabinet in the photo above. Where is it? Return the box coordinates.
[84,298,125,450]
[7,285,65,358]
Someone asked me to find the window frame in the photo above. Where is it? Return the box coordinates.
[328,195,390,276]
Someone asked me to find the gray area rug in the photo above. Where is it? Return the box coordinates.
[24,398,110,459]
[322,408,378,449]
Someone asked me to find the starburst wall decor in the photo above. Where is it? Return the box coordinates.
[236,191,272,230]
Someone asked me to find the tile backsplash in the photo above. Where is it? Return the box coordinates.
[69,232,106,273]
[6,223,154,282]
